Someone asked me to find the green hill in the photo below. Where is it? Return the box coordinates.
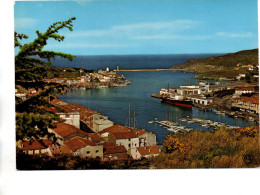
[172,49,259,80]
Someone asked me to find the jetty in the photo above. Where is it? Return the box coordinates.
[115,68,187,72]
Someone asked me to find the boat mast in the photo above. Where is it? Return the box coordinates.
[133,106,136,128]
[128,101,131,127]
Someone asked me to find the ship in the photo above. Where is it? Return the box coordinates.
[161,97,193,108]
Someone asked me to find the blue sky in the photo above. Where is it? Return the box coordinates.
[14,0,258,55]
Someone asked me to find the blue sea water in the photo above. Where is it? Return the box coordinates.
[57,54,256,145]
[50,53,224,70]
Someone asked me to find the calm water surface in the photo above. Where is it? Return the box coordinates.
[59,70,255,145]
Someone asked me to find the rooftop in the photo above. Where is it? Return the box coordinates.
[21,139,53,150]
[51,123,87,138]
[65,137,96,152]
[136,145,161,156]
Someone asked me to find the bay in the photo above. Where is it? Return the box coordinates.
[57,54,256,145]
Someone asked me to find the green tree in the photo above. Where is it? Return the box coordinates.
[15,17,76,80]
[16,112,60,141]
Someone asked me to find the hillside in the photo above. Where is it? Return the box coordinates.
[172,49,259,80]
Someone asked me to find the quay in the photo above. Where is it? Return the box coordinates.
[115,68,186,72]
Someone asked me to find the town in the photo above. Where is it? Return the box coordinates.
[15,68,161,161]
[152,80,259,122]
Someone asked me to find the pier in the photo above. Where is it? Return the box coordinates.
[115,68,187,72]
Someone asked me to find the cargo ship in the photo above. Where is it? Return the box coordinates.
[161,97,192,108]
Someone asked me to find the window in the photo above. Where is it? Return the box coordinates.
[86,151,90,154]
[96,150,99,153]
[128,138,131,141]
[128,144,131,148]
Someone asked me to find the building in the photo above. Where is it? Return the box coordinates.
[92,114,114,132]
[15,91,27,101]
[232,96,259,114]
[136,129,157,147]
[235,87,255,96]
[102,143,128,161]
[108,131,139,152]
[18,139,53,156]
[48,123,88,145]
[190,95,213,105]
[64,137,103,158]
[131,145,161,160]
[45,106,81,129]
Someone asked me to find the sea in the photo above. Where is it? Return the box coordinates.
[53,54,256,145]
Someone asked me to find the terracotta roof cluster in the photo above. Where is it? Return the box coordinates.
[112,131,138,139]
[52,123,88,138]
[103,145,127,154]
[101,142,127,154]
[86,133,104,142]
[240,96,259,104]
[58,104,97,120]
[21,139,53,150]
[103,124,148,139]
[65,137,96,152]
[136,145,161,156]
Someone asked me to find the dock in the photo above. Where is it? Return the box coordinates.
[115,68,187,72]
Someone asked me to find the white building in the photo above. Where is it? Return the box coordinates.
[92,114,114,132]
[131,145,161,160]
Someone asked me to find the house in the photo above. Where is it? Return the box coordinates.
[48,123,88,145]
[102,143,128,161]
[108,131,139,153]
[49,145,72,156]
[18,139,53,156]
[236,74,246,80]
[28,88,37,94]
[15,91,27,101]
[131,145,161,160]
[232,96,259,114]
[85,133,105,144]
[136,129,157,147]
[92,114,114,132]
[190,95,213,105]
[64,137,103,158]
[235,87,255,95]
[57,112,80,129]
[45,106,81,129]
[50,98,68,106]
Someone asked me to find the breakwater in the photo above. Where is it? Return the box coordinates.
[115,68,186,72]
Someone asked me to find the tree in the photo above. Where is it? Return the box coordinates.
[16,112,60,141]
[163,134,186,153]
[15,18,76,141]
[15,17,76,79]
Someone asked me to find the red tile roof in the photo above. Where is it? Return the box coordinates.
[52,123,87,138]
[50,99,63,105]
[86,133,104,141]
[45,107,59,113]
[21,140,53,150]
[136,145,161,156]
[240,96,259,104]
[235,87,255,91]
[112,131,138,139]
[103,145,127,154]
[65,137,96,152]
[104,124,134,133]
[136,129,147,136]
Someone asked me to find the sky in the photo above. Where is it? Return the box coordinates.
[14,0,258,55]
